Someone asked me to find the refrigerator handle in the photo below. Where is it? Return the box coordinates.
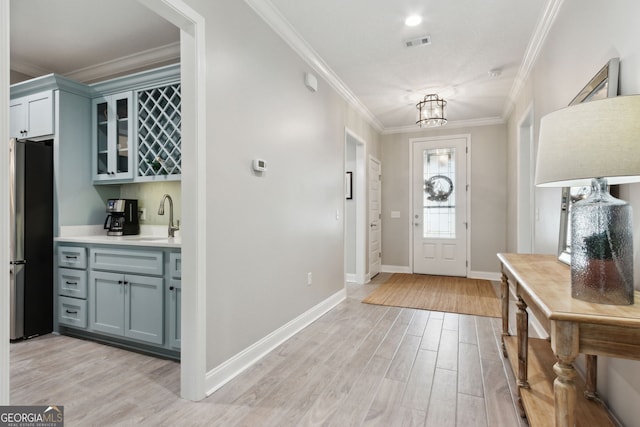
[10,260,26,265]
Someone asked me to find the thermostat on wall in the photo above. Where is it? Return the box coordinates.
[253,159,267,172]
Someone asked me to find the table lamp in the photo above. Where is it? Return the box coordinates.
[535,95,640,305]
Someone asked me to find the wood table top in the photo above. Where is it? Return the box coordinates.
[498,253,640,327]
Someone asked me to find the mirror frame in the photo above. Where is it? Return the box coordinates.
[557,57,620,264]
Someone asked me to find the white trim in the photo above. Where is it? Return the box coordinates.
[205,288,346,395]
[381,265,412,274]
[383,116,505,135]
[65,42,180,83]
[408,134,471,276]
[344,128,368,288]
[503,0,565,119]
[244,0,383,133]
[137,0,207,402]
[0,0,10,405]
[516,102,535,253]
[468,271,502,282]
[345,273,368,284]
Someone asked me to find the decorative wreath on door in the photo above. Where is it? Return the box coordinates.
[424,175,454,202]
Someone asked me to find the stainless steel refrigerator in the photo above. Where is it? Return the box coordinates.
[9,138,54,340]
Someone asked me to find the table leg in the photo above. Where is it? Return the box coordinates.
[585,354,598,400]
[501,272,510,357]
[516,296,529,389]
[552,321,579,427]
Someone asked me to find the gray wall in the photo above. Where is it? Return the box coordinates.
[380,124,507,274]
[505,0,640,424]
[182,0,379,370]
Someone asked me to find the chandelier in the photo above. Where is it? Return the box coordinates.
[416,94,447,127]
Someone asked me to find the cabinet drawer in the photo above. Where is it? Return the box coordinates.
[90,248,163,275]
[169,252,181,278]
[58,246,87,269]
[58,268,87,299]
[58,296,87,329]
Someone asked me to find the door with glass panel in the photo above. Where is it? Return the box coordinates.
[412,137,468,276]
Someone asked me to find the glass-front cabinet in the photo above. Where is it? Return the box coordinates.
[92,92,133,182]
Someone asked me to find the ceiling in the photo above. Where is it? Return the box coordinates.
[10,0,549,132]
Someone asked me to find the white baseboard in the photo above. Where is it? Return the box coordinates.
[468,270,502,281]
[204,288,346,396]
[381,265,411,274]
[346,273,368,284]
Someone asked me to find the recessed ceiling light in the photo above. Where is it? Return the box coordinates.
[405,15,422,27]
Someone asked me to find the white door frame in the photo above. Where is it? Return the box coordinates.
[0,0,10,405]
[408,134,471,276]
[138,0,207,401]
[0,0,209,403]
[517,103,535,253]
[344,128,367,284]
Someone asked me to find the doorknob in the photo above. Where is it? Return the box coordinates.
[414,222,420,227]
[370,223,376,228]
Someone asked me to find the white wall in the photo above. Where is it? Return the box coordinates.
[181,0,379,370]
[506,0,640,424]
[380,124,508,275]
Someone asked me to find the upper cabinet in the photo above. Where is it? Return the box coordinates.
[136,83,182,180]
[10,90,54,140]
[90,65,181,185]
[92,92,134,182]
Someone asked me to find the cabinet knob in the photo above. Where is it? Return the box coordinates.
[118,280,123,284]
[169,286,174,291]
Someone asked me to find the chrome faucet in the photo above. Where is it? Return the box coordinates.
[158,194,180,238]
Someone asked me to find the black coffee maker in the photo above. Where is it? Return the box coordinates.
[104,199,140,236]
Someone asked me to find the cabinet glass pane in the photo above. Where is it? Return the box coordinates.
[117,121,128,174]
[423,147,456,239]
[96,102,108,175]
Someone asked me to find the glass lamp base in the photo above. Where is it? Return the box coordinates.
[570,178,634,305]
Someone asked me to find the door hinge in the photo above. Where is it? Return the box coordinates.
[466,260,468,267]
[379,213,381,219]
[466,146,469,154]
[379,252,382,258]
[466,184,469,191]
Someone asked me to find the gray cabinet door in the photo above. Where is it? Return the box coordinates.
[89,271,124,335]
[168,279,181,349]
[125,274,164,345]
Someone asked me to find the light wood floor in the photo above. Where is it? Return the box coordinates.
[11,274,526,427]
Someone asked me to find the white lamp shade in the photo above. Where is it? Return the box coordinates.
[535,95,640,187]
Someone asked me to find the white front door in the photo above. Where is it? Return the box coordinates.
[368,156,381,278]
[412,137,468,276]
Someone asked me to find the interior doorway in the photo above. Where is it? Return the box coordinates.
[344,129,367,284]
[517,104,535,253]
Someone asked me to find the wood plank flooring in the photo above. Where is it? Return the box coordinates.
[10,273,526,426]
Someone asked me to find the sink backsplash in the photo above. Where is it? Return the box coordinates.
[120,181,181,226]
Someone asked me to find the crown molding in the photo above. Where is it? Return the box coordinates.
[10,59,51,79]
[245,0,384,133]
[382,116,505,135]
[65,42,180,83]
[11,42,180,84]
[502,0,565,120]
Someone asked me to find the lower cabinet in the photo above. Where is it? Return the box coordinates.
[168,279,181,349]
[56,243,180,357]
[89,270,164,345]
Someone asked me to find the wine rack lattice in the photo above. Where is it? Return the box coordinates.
[137,83,182,177]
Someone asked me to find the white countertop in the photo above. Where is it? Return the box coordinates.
[55,225,181,248]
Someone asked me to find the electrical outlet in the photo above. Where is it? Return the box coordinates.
[139,208,147,221]
[307,272,312,286]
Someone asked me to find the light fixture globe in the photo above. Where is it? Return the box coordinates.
[416,94,447,127]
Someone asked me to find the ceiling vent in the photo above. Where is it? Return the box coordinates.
[405,35,431,48]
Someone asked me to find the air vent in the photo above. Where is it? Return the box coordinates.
[405,35,431,48]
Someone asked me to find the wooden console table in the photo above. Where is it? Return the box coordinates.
[498,253,640,427]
